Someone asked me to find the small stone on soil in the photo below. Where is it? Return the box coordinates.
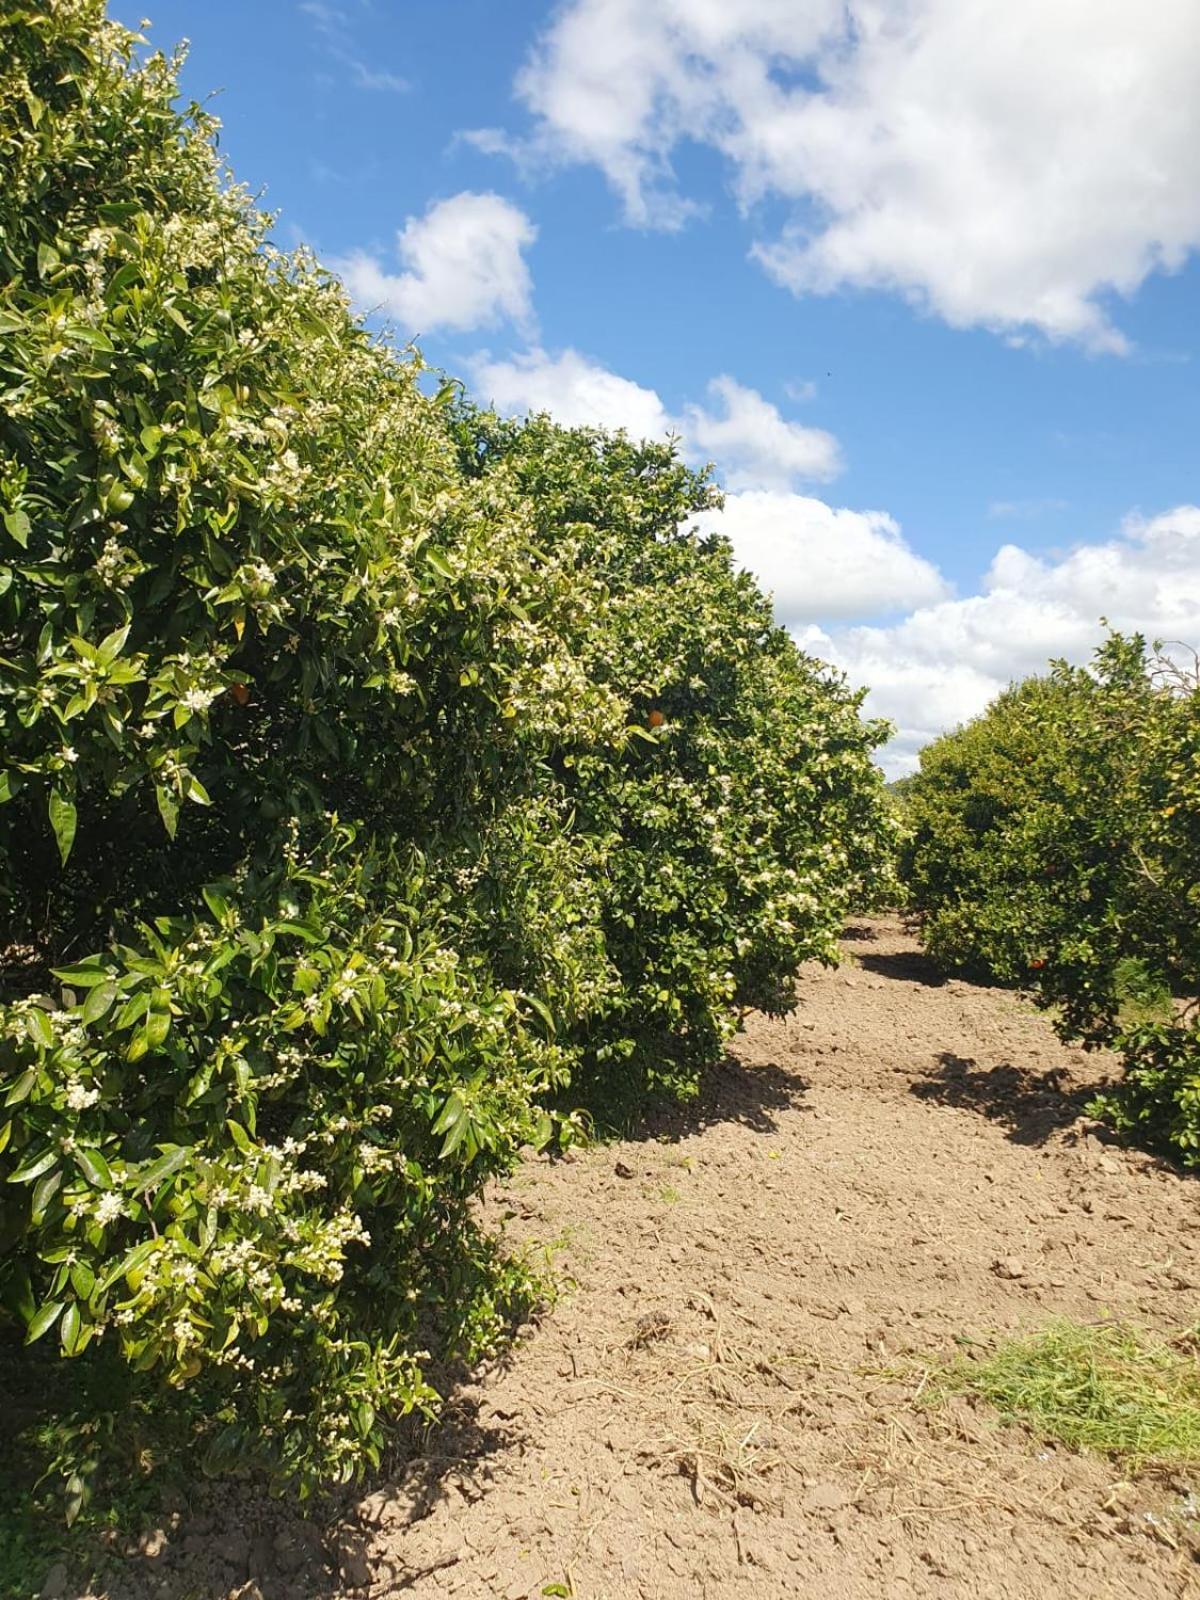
[992,1256,1026,1279]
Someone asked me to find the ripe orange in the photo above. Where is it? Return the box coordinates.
[647,709,665,728]
[230,682,251,706]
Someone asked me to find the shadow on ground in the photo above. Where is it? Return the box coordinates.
[631,1054,810,1145]
[855,946,950,988]
[909,1051,1095,1145]
[100,1374,530,1600]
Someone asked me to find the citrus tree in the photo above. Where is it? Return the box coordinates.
[0,0,897,1497]
[451,412,898,1107]
[0,0,621,1487]
[901,635,1200,1164]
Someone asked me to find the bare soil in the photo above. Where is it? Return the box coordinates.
[95,916,1200,1600]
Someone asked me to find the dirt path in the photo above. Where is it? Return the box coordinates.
[113,917,1200,1600]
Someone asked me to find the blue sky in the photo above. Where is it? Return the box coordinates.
[118,1,1200,771]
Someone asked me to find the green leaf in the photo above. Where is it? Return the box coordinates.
[97,624,130,665]
[144,1010,171,1049]
[48,787,77,865]
[60,1302,82,1355]
[31,1167,63,1220]
[431,1094,463,1137]
[225,1119,253,1153]
[65,1471,87,1528]
[75,1148,112,1189]
[106,261,141,302]
[81,979,117,1024]
[24,1007,53,1048]
[3,508,29,547]
[126,1009,170,1061]
[5,1069,37,1106]
[69,1259,96,1299]
[136,1145,189,1190]
[36,241,60,279]
[97,1238,156,1294]
[523,993,556,1036]
[425,548,454,579]
[439,1118,468,1158]
[201,885,231,924]
[155,783,180,838]
[9,1146,58,1184]
[25,1300,64,1344]
[52,961,111,988]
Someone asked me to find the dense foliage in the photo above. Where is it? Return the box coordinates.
[901,635,1200,1164]
[0,0,894,1495]
[452,413,896,1107]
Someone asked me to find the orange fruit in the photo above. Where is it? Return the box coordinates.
[647,709,665,728]
[230,682,250,706]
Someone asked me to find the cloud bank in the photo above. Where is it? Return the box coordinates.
[482,0,1200,350]
[805,506,1200,775]
[468,345,1200,775]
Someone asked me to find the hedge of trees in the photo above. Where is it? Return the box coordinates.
[900,634,1200,1167]
[0,0,896,1492]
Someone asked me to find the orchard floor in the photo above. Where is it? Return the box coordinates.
[103,916,1200,1600]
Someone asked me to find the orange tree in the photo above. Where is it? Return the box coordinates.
[901,635,1200,1164]
[0,0,625,1491]
[448,411,898,1110]
[0,0,896,1501]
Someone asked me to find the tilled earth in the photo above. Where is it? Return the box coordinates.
[96,916,1200,1600]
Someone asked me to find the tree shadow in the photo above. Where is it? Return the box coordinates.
[625,1053,810,1144]
[856,946,950,987]
[107,1356,532,1599]
[909,1051,1094,1146]
[322,1386,529,1598]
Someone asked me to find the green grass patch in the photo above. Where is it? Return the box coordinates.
[942,1321,1200,1471]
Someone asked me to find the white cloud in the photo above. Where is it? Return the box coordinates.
[465,348,941,638]
[684,376,840,489]
[464,348,1198,778]
[700,492,947,624]
[806,505,1200,776]
[334,193,536,335]
[468,346,673,437]
[467,349,839,491]
[490,0,1200,349]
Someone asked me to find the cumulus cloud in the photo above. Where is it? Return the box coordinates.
[468,346,673,437]
[806,505,1200,776]
[467,349,839,491]
[334,193,536,335]
[485,0,1200,349]
[466,348,939,638]
[684,377,840,489]
[701,492,947,625]
[463,351,1197,778]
